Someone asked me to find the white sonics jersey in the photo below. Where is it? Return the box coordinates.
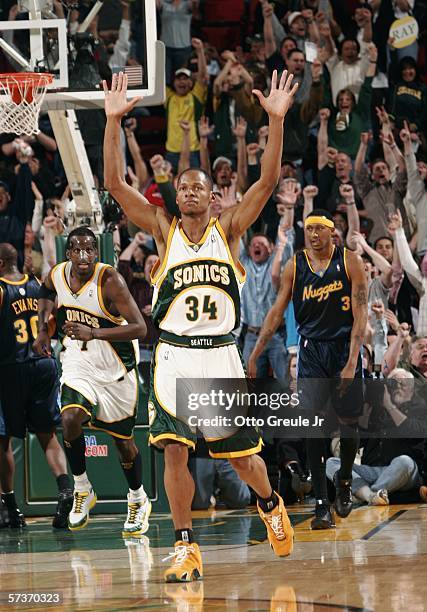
[151,217,245,336]
[51,261,138,384]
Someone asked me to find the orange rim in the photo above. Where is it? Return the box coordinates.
[0,72,53,87]
[0,72,53,104]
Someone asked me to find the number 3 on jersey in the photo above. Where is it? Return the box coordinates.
[185,295,218,321]
[341,296,350,311]
[14,315,38,343]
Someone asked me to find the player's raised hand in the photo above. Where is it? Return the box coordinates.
[103,72,142,119]
[252,70,298,120]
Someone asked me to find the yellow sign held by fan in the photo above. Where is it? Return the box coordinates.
[389,16,419,49]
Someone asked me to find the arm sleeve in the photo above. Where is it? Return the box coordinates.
[155,178,180,217]
[271,11,286,45]
[192,80,208,105]
[229,86,265,127]
[405,151,426,205]
[11,162,34,224]
[108,19,131,69]
[394,227,423,283]
[281,229,295,265]
[355,76,373,121]
[354,165,373,199]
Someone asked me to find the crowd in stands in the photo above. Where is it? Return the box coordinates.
[1,0,427,508]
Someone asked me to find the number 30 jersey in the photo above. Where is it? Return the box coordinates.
[151,217,246,336]
[0,274,42,365]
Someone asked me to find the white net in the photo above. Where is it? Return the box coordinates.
[0,73,53,136]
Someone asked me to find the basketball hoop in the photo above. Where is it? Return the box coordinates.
[0,72,53,136]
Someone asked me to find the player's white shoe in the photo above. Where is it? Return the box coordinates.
[122,493,152,537]
[68,488,97,530]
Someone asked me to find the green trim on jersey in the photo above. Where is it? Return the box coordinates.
[108,340,137,372]
[61,379,138,439]
[152,259,241,329]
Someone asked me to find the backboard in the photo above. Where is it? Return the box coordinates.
[0,0,165,110]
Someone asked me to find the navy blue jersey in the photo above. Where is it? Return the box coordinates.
[292,246,353,341]
[0,275,42,365]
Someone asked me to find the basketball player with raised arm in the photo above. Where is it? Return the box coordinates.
[249,203,368,529]
[34,227,152,536]
[103,71,298,582]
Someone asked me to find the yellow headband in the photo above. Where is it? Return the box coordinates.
[304,216,335,230]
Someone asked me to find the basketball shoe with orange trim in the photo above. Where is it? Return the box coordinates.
[257,492,294,557]
[163,541,203,583]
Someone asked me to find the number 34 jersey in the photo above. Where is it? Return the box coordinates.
[151,217,246,336]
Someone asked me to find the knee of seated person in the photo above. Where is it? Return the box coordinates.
[325,456,340,477]
[392,454,414,471]
[164,441,189,465]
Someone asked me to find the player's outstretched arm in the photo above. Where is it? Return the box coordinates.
[34,270,57,357]
[63,268,147,343]
[341,251,368,381]
[248,258,294,377]
[227,70,299,236]
[103,73,160,235]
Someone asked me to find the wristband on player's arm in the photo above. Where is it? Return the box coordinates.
[39,284,56,301]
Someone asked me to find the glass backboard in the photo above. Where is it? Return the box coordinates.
[0,0,164,109]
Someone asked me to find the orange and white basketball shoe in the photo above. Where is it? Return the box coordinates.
[163,541,203,583]
[257,492,294,557]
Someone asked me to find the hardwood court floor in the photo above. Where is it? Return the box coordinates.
[1,503,427,611]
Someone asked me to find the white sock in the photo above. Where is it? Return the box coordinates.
[129,485,147,503]
[354,485,373,503]
[74,472,91,492]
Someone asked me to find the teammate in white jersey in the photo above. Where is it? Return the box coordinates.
[103,71,298,582]
[34,227,152,536]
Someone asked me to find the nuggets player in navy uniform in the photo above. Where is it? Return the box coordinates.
[0,243,73,528]
[249,199,368,529]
